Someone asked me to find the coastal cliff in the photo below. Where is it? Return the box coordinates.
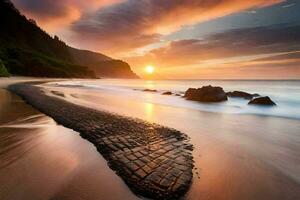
[0,0,138,78]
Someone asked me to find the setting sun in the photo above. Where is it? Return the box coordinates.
[145,65,155,74]
[1,1,300,200]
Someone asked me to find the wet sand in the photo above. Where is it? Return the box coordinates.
[44,83,300,200]
[0,88,140,200]
[1,78,300,200]
[9,84,194,200]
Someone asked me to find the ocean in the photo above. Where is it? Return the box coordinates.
[1,78,299,200]
[50,79,300,120]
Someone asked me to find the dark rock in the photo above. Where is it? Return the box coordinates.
[184,85,227,102]
[248,96,276,106]
[175,94,181,96]
[143,89,157,92]
[226,91,257,100]
[51,90,65,97]
[162,91,172,95]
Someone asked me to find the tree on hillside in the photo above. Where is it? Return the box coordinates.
[0,59,9,77]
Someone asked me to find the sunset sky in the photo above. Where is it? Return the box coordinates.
[11,0,300,79]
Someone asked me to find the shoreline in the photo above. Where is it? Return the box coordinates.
[0,88,141,200]
[8,83,194,200]
[2,77,299,200]
[45,79,300,200]
[46,78,300,120]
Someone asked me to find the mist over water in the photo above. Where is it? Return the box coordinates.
[1,80,299,200]
[50,79,300,119]
[45,78,300,199]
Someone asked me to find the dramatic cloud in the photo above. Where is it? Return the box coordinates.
[11,0,300,79]
[11,0,122,31]
[71,0,282,54]
[142,24,300,65]
[12,0,71,20]
[127,24,300,78]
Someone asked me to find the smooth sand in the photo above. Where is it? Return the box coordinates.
[9,84,194,200]
[1,78,300,200]
[45,83,300,200]
[0,87,140,200]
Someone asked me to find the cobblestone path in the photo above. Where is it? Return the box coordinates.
[9,84,194,200]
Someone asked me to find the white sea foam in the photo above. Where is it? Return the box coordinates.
[48,79,300,119]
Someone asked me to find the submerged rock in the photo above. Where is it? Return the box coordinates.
[51,90,65,97]
[184,85,228,102]
[227,91,257,100]
[162,91,172,95]
[248,96,276,106]
[143,89,157,92]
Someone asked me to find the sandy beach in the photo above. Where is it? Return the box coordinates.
[2,0,300,199]
[0,78,300,200]
[0,80,140,200]
[9,83,194,200]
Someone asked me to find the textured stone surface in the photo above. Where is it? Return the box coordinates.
[248,96,276,106]
[9,84,194,200]
[184,85,227,102]
[162,91,173,95]
[226,91,255,100]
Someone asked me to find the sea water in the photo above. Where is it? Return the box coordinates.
[41,79,300,199]
[50,79,300,119]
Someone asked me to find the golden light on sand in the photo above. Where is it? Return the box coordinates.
[145,65,155,74]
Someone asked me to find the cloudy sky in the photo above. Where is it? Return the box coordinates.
[12,0,300,79]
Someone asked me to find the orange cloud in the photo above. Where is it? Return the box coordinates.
[133,54,300,80]
[11,0,284,54]
[12,0,298,80]
[126,24,300,79]
[11,0,123,32]
[71,0,283,54]
[143,0,283,34]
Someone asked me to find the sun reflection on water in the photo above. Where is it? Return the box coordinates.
[145,102,153,121]
[145,80,154,89]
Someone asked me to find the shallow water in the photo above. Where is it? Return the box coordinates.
[49,79,300,119]
[44,79,300,200]
[1,78,300,200]
[0,89,140,200]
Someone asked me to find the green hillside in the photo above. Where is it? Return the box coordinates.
[0,58,9,77]
[0,0,138,78]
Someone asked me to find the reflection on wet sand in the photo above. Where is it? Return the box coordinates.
[47,85,300,200]
[1,81,300,200]
[145,102,154,121]
[0,89,139,200]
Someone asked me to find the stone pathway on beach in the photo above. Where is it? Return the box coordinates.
[9,84,194,200]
